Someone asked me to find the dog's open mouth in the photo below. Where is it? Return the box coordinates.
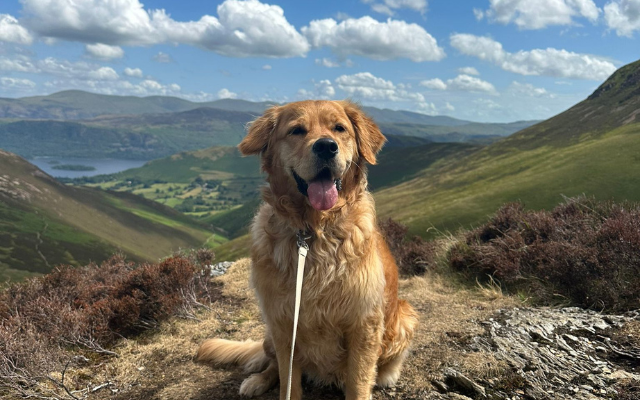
[292,168,342,211]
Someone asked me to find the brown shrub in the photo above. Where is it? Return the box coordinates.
[448,196,640,312]
[0,249,217,398]
[379,218,438,276]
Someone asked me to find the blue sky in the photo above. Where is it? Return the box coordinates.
[0,0,638,122]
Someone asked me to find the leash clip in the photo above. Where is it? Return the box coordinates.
[296,230,311,250]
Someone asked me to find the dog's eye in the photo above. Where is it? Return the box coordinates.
[334,124,346,133]
[289,126,307,136]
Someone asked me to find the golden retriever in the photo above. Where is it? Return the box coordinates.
[197,100,417,400]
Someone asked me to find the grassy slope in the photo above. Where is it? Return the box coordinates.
[0,150,216,280]
[375,60,640,236]
[375,122,640,237]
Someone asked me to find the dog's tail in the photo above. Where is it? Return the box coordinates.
[196,339,268,372]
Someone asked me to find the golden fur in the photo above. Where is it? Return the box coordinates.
[197,100,418,400]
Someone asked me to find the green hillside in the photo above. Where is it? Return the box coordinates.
[72,137,477,239]
[0,149,221,281]
[375,59,640,237]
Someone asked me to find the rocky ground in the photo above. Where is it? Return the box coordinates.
[56,260,639,400]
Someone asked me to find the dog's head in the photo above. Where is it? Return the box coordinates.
[239,100,385,212]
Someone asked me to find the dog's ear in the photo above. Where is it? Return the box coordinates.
[239,106,280,156]
[342,101,386,165]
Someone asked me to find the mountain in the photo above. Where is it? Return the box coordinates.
[374,59,640,236]
[0,149,221,281]
[0,90,275,120]
[0,106,535,160]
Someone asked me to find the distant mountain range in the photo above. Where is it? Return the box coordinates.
[0,90,539,160]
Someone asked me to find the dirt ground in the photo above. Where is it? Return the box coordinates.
[74,258,520,400]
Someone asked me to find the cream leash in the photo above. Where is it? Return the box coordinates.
[286,231,310,400]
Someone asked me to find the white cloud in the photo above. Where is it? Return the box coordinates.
[87,66,119,80]
[446,74,497,93]
[508,81,555,97]
[297,79,336,100]
[458,66,480,75]
[85,43,124,60]
[316,58,340,68]
[0,77,36,88]
[365,0,428,15]
[262,64,272,70]
[217,88,237,99]
[335,72,426,104]
[123,67,143,78]
[450,34,616,80]
[483,0,600,29]
[43,78,182,96]
[20,0,309,58]
[420,74,497,93]
[417,102,438,115]
[0,56,122,81]
[473,8,485,20]
[302,16,445,62]
[420,78,447,90]
[0,14,33,45]
[153,52,173,63]
[604,0,640,37]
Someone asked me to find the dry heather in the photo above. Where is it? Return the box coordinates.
[449,196,640,312]
[60,258,517,400]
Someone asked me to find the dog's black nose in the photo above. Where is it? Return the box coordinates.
[312,138,339,160]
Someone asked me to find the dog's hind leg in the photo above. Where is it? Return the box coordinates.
[239,360,279,397]
[376,348,408,387]
[377,299,418,388]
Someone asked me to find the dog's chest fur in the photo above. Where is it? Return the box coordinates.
[249,201,385,382]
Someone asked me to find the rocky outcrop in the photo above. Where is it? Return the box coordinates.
[429,307,640,400]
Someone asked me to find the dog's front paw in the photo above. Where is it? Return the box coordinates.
[239,373,272,397]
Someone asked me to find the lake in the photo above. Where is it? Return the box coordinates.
[30,157,147,178]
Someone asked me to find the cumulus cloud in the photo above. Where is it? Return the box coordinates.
[297,79,336,99]
[85,43,124,60]
[20,0,309,58]
[450,34,616,80]
[43,78,182,96]
[0,14,33,45]
[123,67,143,78]
[604,0,640,37]
[316,58,340,68]
[217,88,238,99]
[364,0,428,15]
[302,17,445,62]
[420,78,447,90]
[0,56,121,81]
[482,0,600,29]
[420,74,497,93]
[458,66,480,75]
[153,52,173,63]
[0,76,36,88]
[508,81,555,97]
[335,72,427,105]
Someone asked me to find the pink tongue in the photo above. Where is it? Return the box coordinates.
[307,179,338,211]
